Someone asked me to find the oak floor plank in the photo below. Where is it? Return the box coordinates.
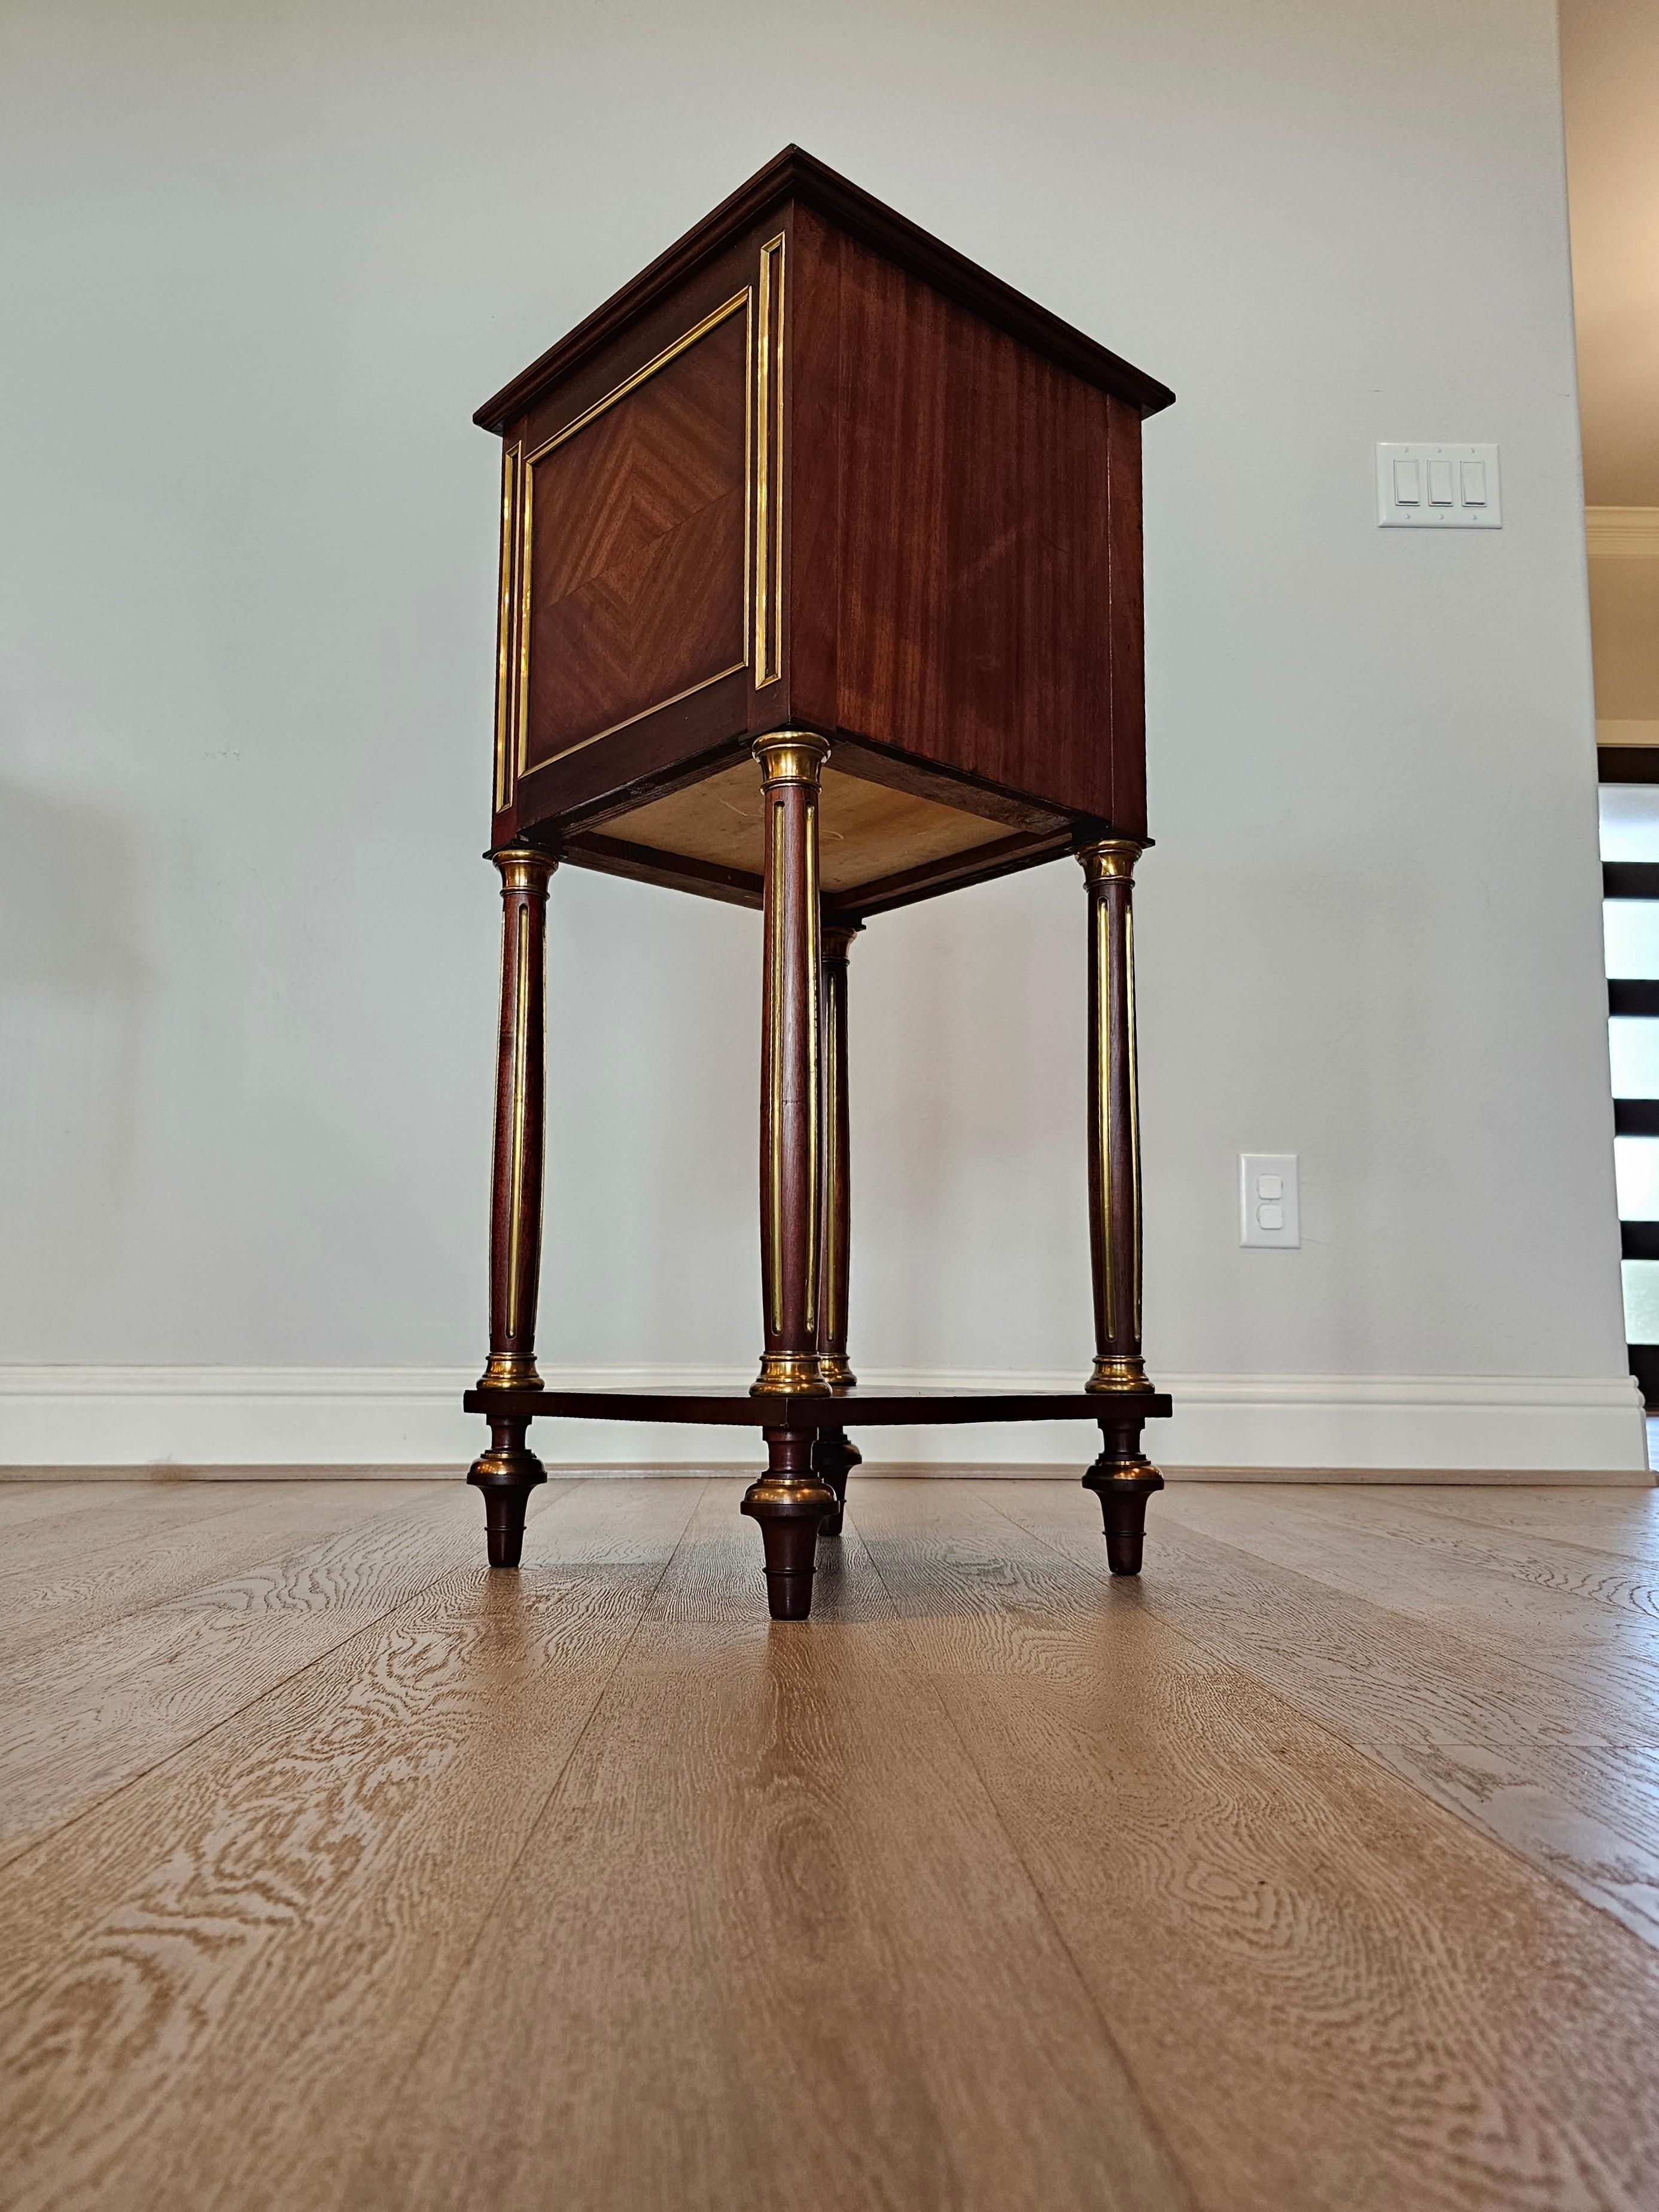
[0,1480,536,1866]
[0,1482,157,1533]
[1153,1483,1659,1728]
[0,1481,258,1568]
[0,1480,442,1666]
[1222,1484,1659,1624]
[351,1480,1193,2212]
[0,1478,699,2212]
[994,1481,1659,1950]
[852,1478,1659,2212]
[1404,1486,1659,1567]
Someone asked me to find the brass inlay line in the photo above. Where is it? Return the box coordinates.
[754,234,786,686]
[494,441,522,815]
[802,791,821,1335]
[525,663,748,777]
[522,290,751,467]
[505,915,531,1341]
[516,289,753,784]
[766,796,787,1337]
[1125,900,1142,1341]
[823,977,841,1343]
[1097,893,1116,1343]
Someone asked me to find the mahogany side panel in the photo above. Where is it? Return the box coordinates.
[1106,399,1147,838]
[777,202,842,733]
[831,236,1116,822]
[522,303,748,777]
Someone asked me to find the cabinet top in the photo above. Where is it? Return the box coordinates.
[473,144,1176,434]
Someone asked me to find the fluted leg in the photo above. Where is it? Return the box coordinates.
[1079,838,1161,1571]
[744,735,836,1613]
[468,844,556,1565]
[814,917,862,1535]
[752,734,835,1397]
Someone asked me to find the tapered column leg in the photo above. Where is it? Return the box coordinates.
[814,917,862,1536]
[1079,838,1161,1572]
[744,734,836,1612]
[751,733,835,1399]
[468,844,556,1565]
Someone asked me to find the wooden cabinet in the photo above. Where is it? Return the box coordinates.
[463,149,1175,1617]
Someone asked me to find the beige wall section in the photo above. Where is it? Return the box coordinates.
[1587,512,1659,738]
[1560,0,1659,506]
[0,0,1640,1469]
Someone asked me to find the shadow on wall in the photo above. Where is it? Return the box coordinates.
[0,760,152,1221]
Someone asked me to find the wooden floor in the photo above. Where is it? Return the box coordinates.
[4,1477,1659,2211]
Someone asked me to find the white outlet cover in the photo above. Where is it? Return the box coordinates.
[1377,442,1500,528]
[1240,1153,1301,1248]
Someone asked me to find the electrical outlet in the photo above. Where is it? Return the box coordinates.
[1240,1154,1300,1248]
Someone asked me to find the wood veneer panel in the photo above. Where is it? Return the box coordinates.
[852,1480,1659,2212]
[605,758,1012,893]
[0,1480,692,2212]
[349,1482,1189,2212]
[1105,399,1146,835]
[833,238,1115,820]
[523,303,748,776]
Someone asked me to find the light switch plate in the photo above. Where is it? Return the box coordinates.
[1240,1153,1301,1248]
[1377,442,1500,528]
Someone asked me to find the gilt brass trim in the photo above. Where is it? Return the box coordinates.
[754,731,830,787]
[752,1352,831,1395]
[494,441,523,815]
[754,233,786,687]
[522,290,753,468]
[494,847,558,898]
[515,290,754,782]
[1078,837,1143,886]
[1088,1354,1150,1393]
[480,1352,542,1391]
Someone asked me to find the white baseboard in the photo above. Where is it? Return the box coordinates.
[0,1364,1648,1480]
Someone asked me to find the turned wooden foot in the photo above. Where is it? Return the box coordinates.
[811,1428,861,1538]
[1082,1418,1163,1577]
[742,1428,837,1618]
[468,1414,546,1569]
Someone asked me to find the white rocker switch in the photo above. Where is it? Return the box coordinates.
[1377,443,1501,528]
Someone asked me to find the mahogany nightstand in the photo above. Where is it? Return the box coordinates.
[461,148,1174,1618]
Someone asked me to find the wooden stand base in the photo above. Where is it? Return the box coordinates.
[464,1388,1170,1612]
